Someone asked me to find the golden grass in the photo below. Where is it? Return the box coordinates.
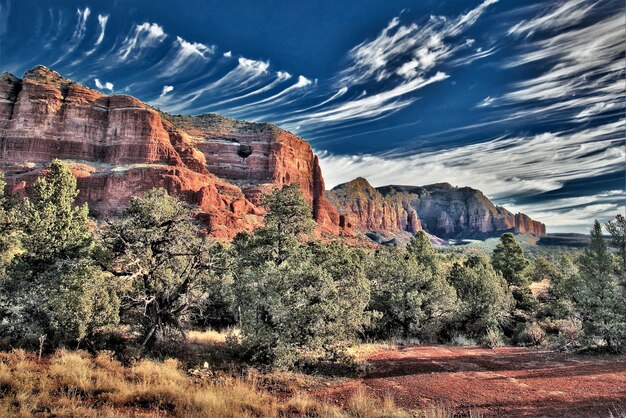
[346,342,397,362]
[0,348,475,418]
[187,328,239,345]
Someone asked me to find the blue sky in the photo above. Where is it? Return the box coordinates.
[0,0,624,233]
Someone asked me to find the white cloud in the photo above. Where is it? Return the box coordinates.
[338,0,497,86]
[238,57,270,73]
[160,36,214,76]
[284,72,448,125]
[118,22,167,60]
[477,96,495,107]
[508,0,596,36]
[496,9,624,122]
[319,120,625,200]
[160,85,174,97]
[95,14,108,45]
[72,7,90,41]
[85,14,108,56]
[503,191,625,233]
[94,78,114,91]
[223,50,232,58]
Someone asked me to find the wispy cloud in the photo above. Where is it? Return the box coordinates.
[85,14,109,56]
[118,22,167,60]
[508,0,596,36]
[160,36,214,76]
[504,190,625,232]
[319,119,624,200]
[500,5,623,122]
[338,0,498,87]
[159,85,174,97]
[285,72,447,126]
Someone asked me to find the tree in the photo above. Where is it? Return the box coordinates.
[250,183,316,266]
[449,255,514,341]
[99,188,218,347]
[366,246,456,341]
[492,233,535,315]
[605,214,626,283]
[574,220,625,351]
[0,160,119,347]
[407,231,438,274]
[492,233,530,287]
[234,185,368,368]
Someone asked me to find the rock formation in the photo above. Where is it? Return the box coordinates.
[0,66,340,237]
[328,178,546,239]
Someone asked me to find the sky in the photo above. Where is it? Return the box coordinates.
[0,0,624,233]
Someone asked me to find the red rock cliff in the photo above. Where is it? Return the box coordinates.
[328,179,546,239]
[0,66,340,237]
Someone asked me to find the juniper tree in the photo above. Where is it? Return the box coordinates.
[365,244,457,341]
[0,160,119,347]
[449,254,514,341]
[99,188,219,347]
[234,185,369,368]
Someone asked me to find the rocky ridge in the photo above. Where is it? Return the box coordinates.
[327,178,546,239]
[0,66,340,237]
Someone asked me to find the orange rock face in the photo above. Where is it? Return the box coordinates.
[328,178,546,239]
[0,66,341,238]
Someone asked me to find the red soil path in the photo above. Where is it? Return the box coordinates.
[315,345,626,417]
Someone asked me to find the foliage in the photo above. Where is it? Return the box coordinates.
[234,185,368,369]
[448,255,514,339]
[492,233,530,288]
[573,220,625,351]
[0,160,118,347]
[99,188,222,348]
[366,245,457,341]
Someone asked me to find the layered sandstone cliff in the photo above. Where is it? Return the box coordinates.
[328,178,546,239]
[0,66,340,237]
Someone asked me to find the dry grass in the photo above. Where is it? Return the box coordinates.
[0,348,463,418]
[346,342,397,362]
[187,328,239,345]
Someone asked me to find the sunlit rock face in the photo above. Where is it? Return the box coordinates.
[328,178,546,240]
[0,66,340,238]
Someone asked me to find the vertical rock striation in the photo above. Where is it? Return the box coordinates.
[328,178,546,240]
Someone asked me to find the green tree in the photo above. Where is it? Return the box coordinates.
[449,255,514,341]
[366,246,456,340]
[0,160,119,347]
[605,214,626,283]
[407,231,438,274]
[574,220,625,351]
[492,233,535,314]
[234,185,368,368]
[99,188,218,347]
[252,183,316,265]
[492,233,530,287]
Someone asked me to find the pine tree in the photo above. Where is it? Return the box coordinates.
[492,233,530,287]
[575,220,625,351]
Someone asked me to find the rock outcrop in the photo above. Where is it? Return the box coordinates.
[328,178,546,239]
[0,66,340,237]
[326,177,421,234]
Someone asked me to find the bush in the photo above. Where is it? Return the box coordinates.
[518,322,546,346]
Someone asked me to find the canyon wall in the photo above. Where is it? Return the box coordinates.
[328,178,546,239]
[0,66,340,237]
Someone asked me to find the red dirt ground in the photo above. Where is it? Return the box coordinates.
[314,345,626,417]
